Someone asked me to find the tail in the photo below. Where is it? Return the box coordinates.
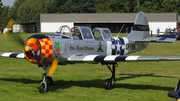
[126,11,149,40]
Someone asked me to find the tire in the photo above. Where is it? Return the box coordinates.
[39,83,48,93]
[47,76,53,86]
[104,79,114,90]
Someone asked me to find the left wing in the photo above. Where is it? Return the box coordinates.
[0,52,25,58]
[68,54,180,62]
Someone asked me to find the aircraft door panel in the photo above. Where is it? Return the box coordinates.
[106,41,112,55]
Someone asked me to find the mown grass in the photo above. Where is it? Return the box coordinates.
[0,32,180,100]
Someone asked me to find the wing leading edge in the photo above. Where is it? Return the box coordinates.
[68,55,180,62]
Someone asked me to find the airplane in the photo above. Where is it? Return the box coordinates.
[1,11,180,95]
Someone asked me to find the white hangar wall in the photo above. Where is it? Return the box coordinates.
[40,13,180,34]
[41,22,177,34]
[149,22,177,35]
[41,22,74,32]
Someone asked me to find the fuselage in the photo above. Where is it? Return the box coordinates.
[24,33,149,65]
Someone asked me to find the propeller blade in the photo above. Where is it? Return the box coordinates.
[13,34,25,45]
[3,19,24,46]
[3,19,14,37]
[47,58,59,77]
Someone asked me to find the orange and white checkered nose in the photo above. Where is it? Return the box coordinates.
[24,38,53,65]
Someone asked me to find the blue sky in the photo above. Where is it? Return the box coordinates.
[1,0,16,7]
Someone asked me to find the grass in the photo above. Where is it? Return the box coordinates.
[0,32,179,100]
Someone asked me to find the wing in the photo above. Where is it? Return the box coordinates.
[0,52,25,58]
[68,54,180,63]
[134,37,176,43]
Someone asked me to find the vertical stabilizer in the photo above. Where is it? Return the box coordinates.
[127,11,149,40]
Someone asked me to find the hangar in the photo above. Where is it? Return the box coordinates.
[40,12,180,34]
[13,22,40,33]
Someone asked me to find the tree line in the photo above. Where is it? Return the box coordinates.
[0,0,180,28]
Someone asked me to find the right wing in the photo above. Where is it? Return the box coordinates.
[67,54,180,63]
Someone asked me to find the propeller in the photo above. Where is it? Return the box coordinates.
[3,19,25,46]
[3,19,14,37]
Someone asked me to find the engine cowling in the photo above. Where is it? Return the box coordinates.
[24,37,53,65]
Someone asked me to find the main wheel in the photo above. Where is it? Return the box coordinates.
[39,83,48,93]
[47,76,53,86]
[104,79,114,90]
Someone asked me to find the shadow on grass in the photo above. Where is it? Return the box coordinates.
[0,73,176,92]
[116,73,176,81]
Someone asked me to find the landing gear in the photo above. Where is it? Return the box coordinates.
[39,82,48,93]
[168,79,180,100]
[104,79,114,89]
[103,63,118,90]
[47,76,53,86]
[38,64,53,93]
[39,74,53,93]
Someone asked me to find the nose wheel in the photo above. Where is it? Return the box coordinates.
[39,74,53,93]
[39,82,48,93]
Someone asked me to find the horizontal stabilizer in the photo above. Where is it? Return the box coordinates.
[134,37,176,43]
[0,52,25,58]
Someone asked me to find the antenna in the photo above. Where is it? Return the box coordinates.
[116,24,124,37]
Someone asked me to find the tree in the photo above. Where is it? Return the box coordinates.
[123,0,137,12]
[110,0,125,13]
[93,0,113,13]
[6,0,180,24]
[1,6,11,28]
[0,0,3,28]
[52,0,95,13]
[136,0,164,13]
[16,0,56,22]
[162,0,180,14]
[10,0,26,21]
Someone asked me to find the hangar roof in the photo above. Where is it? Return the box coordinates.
[40,13,180,23]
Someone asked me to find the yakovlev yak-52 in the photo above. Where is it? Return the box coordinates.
[1,11,180,98]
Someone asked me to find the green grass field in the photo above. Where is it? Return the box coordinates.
[0,33,180,100]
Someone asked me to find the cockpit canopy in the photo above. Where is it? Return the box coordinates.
[93,27,112,41]
[55,25,112,41]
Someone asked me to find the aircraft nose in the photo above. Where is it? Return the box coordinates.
[24,37,53,65]
[38,38,53,62]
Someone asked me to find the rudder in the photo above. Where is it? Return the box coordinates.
[127,11,149,40]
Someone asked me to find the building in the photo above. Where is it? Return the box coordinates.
[40,12,180,34]
[13,22,40,33]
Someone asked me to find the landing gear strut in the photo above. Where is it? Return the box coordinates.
[103,62,118,90]
[102,63,118,90]
[39,65,53,93]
